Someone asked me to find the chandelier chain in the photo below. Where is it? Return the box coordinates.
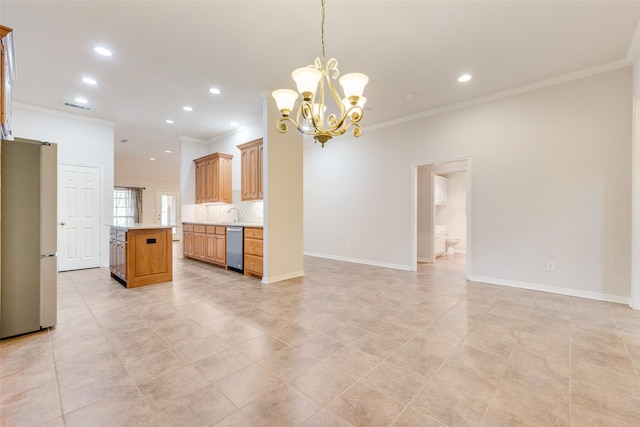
[321,0,326,61]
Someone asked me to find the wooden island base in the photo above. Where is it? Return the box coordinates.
[109,226,173,288]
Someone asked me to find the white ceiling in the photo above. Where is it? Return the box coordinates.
[2,1,640,173]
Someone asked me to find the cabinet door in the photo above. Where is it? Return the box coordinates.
[194,233,206,259]
[214,235,226,265]
[239,142,262,201]
[258,143,264,199]
[240,148,250,200]
[195,160,206,204]
[1,27,14,139]
[1,37,6,137]
[183,231,194,257]
[221,157,232,203]
[248,146,259,200]
[109,239,116,272]
[205,157,218,203]
[117,241,127,279]
[205,233,216,262]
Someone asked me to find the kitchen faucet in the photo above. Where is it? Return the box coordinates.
[227,207,240,223]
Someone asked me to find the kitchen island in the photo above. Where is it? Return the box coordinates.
[109,225,172,288]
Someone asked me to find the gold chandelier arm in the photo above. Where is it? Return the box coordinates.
[326,58,339,80]
[276,116,302,134]
[349,123,363,138]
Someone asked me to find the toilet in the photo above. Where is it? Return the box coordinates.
[445,237,459,254]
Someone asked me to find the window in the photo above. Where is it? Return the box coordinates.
[113,187,142,226]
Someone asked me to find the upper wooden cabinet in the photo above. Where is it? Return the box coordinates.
[193,152,233,204]
[1,25,15,139]
[237,138,263,201]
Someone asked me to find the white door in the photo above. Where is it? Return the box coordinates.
[156,190,179,240]
[58,164,101,271]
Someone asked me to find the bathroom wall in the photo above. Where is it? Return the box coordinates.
[435,171,467,253]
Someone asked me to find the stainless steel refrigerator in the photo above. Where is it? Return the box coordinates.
[1,137,57,339]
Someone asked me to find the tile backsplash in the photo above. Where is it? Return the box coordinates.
[195,191,263,223]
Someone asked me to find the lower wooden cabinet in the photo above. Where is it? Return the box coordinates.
[193,225,206,260]
[183,224,194,256]
[244,227,263,278]
[205,226,226,265]
[183,222,263,277]
[183,223,226,267]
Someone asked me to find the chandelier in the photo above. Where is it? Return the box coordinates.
[271,0,369,147]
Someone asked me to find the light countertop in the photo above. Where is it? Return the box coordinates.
[183,221,263,228]
[109,224,173,231]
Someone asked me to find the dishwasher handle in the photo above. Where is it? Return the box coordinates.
[227,227,243,232]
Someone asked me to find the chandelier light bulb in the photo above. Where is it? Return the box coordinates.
[339,73,369,104]
[311,103,327,118]
[292,67,322,101]
[272,89,299,116]
[342,96,367,109]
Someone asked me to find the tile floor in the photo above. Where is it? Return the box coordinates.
[1,253,640,426]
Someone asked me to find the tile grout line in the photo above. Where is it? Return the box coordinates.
[48,327,67,426]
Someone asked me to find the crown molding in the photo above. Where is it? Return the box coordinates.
[12,101,117,127]
[177,135,209,145]
[367,59,632,133]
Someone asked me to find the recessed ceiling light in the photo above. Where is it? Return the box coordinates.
[230,121,238,127]
[149,157,156,161]
[94,46,112,57]
[82,77,97,85]
[458,74,472,83]
[165,119,174,124]
[209,88,221,95]
[183,106,193,112]
[164,150,172,154]
[74,97,88,104]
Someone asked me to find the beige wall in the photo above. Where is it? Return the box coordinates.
[305,67,632,303]
[12,104,115,267]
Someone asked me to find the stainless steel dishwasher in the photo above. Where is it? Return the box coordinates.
[226,226,243,272]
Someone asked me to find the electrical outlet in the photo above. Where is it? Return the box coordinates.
[346,242,350,249]
[546,261,555,272]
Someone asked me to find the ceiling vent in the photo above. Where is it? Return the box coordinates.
[63,100,92,111]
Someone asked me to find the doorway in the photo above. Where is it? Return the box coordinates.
[156,190,179,240]
[414,158,470,276]
[58,164,102,271]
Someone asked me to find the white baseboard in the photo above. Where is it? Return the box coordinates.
[469,275,630,305]
[300,254,629,306]
[262,270,305,284]
[304,252,412,271]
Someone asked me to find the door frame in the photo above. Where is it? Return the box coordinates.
[411,156,471,277]
[156,189,180,240]
[632,98,640,310]
[57,162,104,271]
